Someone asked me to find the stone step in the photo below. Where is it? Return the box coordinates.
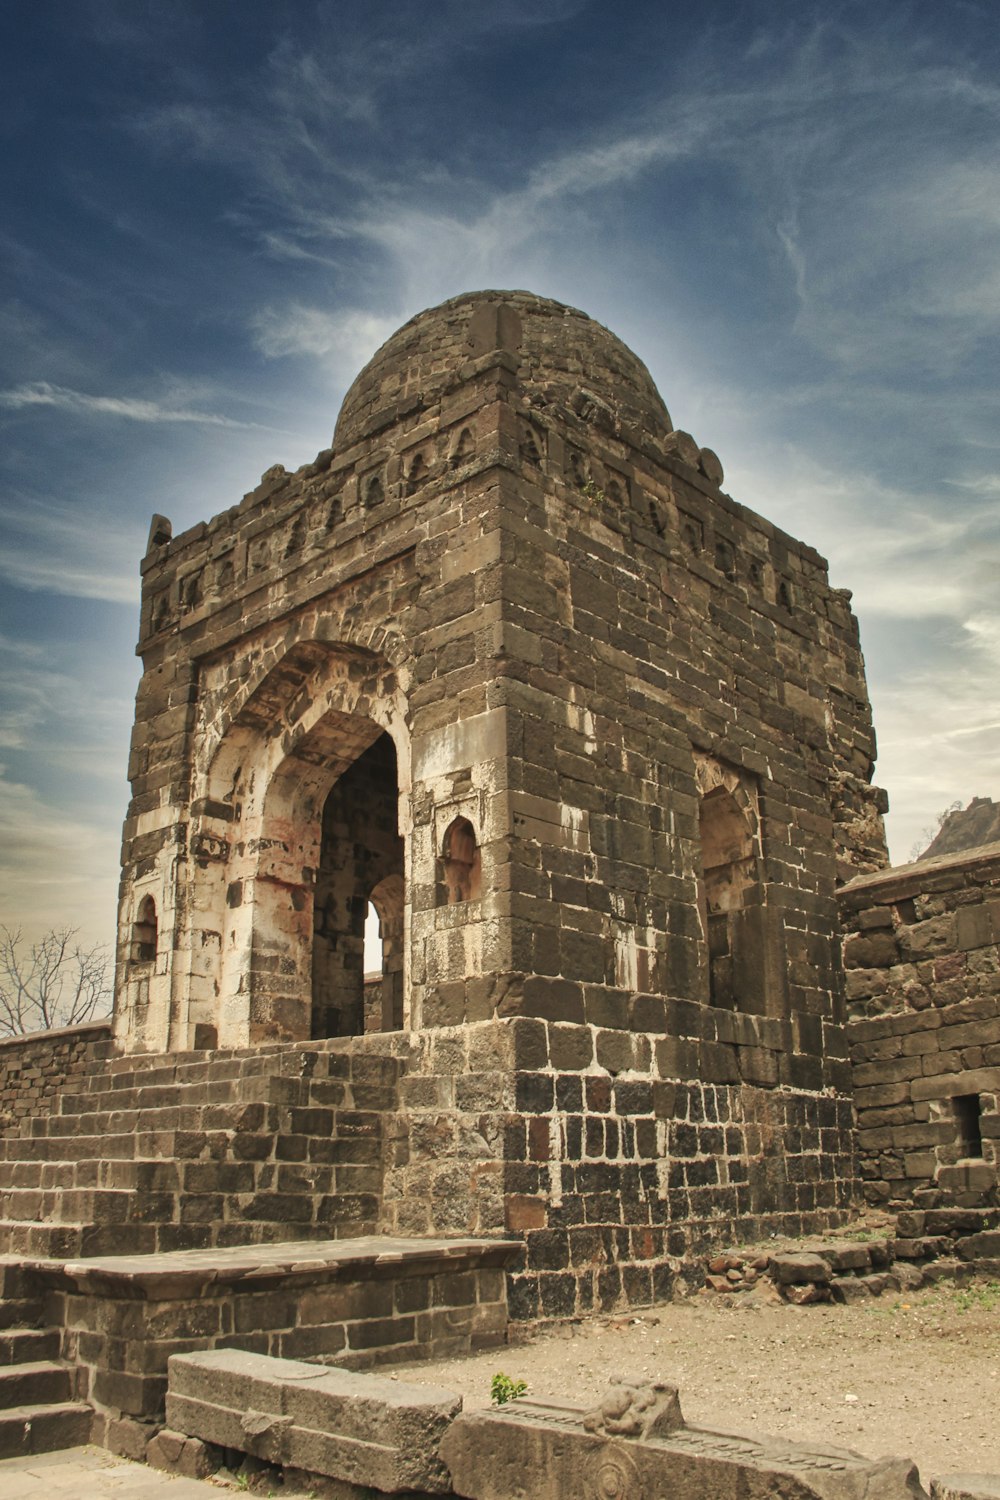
[0,1360,73,1409]
[0,1262,39,1301]
[0,1138,383,1198]
[0,1329,61,1365]
[0,1184,384,1247]
[0,1299,45,1332]
[0,1400,93,1458]
[7,1130,142,1161]
[79,1045,401,1095]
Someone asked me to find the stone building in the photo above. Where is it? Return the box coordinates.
[4,292,998,1457]
[99,290,889,1306]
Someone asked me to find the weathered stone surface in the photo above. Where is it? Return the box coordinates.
[823,1244,872,1273]
[167,1348,460,1493]
[0,288,888,1325]
[440,1384,928,1500]
[842,844,1000,1214]
[830,1276,870,1304]
[930,1476,1000,1500]
[770,1253,833,1285]
[145,1427,219,1478]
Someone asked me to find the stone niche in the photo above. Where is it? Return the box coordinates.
[107,289,889,1306]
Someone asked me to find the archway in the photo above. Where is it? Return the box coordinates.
[177,641,409,1050]
[311,732,404,1037]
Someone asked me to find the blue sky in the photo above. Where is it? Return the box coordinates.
[1,0,998,953]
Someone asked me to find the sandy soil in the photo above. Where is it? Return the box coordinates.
[402,1279,1000,1488]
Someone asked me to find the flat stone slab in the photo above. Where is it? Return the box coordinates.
[17,1235,517,1298]
[168,1347,460,1493]
[931,1479,1000,1500]
[440,1381,929,1500]
[0,1444,220,1498]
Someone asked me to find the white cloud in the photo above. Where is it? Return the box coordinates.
[0,380,270,429]
[252,306,399,375]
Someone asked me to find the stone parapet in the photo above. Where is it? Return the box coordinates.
[0,1022,112,1139]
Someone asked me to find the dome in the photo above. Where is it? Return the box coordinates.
[333,290,673,451]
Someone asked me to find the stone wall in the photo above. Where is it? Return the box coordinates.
[377,1018,857,1321]
[115,290,886,1064]
[86,289,889,1297]
[28,1237,512,1421]
[0,1021,111,1137]
[840,842,1000,1207]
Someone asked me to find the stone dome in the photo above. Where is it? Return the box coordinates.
[333,290,673,451]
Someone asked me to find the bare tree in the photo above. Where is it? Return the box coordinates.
[0,927,112,1038]
[908,799,963,862]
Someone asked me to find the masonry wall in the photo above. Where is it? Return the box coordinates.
[0,1022,112,1137]
[841,842,1000,1207]
[102,290,888,1286]
[377,1018,857,1323]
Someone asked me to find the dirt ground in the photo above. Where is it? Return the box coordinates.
[404,1278,1000,1488]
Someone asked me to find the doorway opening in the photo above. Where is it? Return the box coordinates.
[311,731,404,1037]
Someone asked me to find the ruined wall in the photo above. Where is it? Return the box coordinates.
[841,842,1000,1207]
[0,1022,112,1137]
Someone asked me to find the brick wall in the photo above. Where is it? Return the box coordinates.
[840,842,1000,1207]
[0,1021,112,1137]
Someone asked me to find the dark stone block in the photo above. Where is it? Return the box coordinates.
[516,1072,555,1113]
[556,1075,583,1112]
[585,1075,612,1112]
[538,1272,578,1319]
[506,1275,539,1322]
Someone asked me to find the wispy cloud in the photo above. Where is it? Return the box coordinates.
[0,380,273,429]
[0,493,141,603]
[252,306,399,377]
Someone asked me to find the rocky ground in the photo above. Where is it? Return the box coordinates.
[405,1277,1000,1488]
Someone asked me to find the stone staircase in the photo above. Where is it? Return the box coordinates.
[0,1261,91,1457]
[0,1040,405,1257]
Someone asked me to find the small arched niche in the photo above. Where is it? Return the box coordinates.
[131,894,157,966]
[364,874,405,1032]
[439,816,481,905]
[698,786,759,1009]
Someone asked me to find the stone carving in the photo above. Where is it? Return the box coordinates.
[582,1378,684,1440]
[441,1382,929,1500]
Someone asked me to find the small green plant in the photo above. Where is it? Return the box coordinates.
[491,1372,528,1405]
[952,1280,1000,1313]
[581,479,607,504]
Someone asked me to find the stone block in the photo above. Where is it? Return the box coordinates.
[146,1427,219,1478]
[822,1244,871,1273]
[769,1252,833,1285]
[440,1382,927,1500]
[830,1276,870,1304]
[931,1478,1000,1500]
[167,1348,461,1492]
[954,1230,1000,1260]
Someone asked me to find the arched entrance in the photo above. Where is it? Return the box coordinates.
[178,642,410,1050]
[311,732,404,1037]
